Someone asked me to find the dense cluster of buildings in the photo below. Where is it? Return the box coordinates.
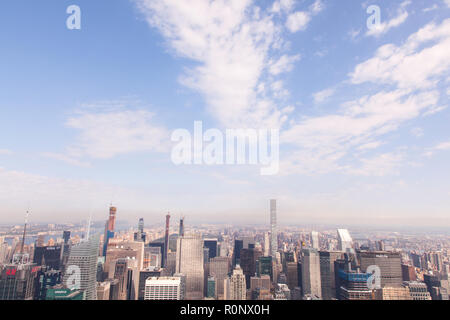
[0,200,449,301]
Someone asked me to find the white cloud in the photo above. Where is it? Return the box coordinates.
[423,4,438,12]
[269,54,301,75]
[410,127,424,138]
[0,149,13,156]
[281,88,440,175]
[65,108,169,159]
[347,152,404,176]
[285,1,324,34]
[358,141,383,150]
[41,152,91,168]
[271,0,295,14]
[353,19,450,90]
[286,11,311,33]
[313,88,335,104]
[445,0,450,8]
[424,140,450,157]
[44,103,169,166]
[310,0,324,14]
[435,141,450,150]
[135,0,313,129]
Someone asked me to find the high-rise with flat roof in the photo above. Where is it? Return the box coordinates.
[301,248,322,299]
[63,234,100,300]
[337,229,353,252]
[176,234,204,300]
[144,276,185,300]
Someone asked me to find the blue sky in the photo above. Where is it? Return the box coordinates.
[0,0,449,227]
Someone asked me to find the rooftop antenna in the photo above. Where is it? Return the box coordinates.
[86,205,94,241]
[20,204,31,254]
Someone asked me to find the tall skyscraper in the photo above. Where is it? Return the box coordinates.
[103,206,117,256]
[301,248,322,299]
[337,229,353,252]
[270,199,277,259]
[225,266,246,300]
[176,234,204,300]
[204,239,218,260]
[179,217,184,237]
[164,213,170,268]
[319,251,342,300]
[134,218,146,242]
[209,256,230,300]
[63,234,100,300]
[264,232,270,257]
[311,231,319,250]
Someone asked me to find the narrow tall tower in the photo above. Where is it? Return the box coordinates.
[270,199,277,259]
[103,206,117,257]
[164,213,170,267]
[179,217,184,237]
[107,206,117,232]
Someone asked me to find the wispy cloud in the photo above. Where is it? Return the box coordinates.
[313,88,335,104]
[44,101,169,166]
[285,0,324,33]
[0,149,13,156]
[134,0,323,128]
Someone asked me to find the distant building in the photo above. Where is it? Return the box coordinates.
[270,200,277,258]
[96,281,111,300]
[375,287,412,300]
[209,256,230,300]
[402,281,431,300]
[319,251,342,300]
[358,251,403,288]
[0,263,39,300]
[204,239,218,261]
[144,276,185,300]
[176,234,204,300]
[63,235,100,300]
[401,264,417,282]
[225,266,246,300]
[301,248,322,299]
[337,229,353,252]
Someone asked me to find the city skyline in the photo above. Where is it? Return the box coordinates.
[1,0,450,227]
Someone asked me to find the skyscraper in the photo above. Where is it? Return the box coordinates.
[358,251,403,288]
[103,206,117,257]
[204,239,218,260]
[225,266,246,300]
[164,213,170,268]
[144,276,185,300]
[176,234,204,300]
[301,248,322,299]
[209,256,230,300]
[311,231,319,250]
[319,251,342,300]
[134,218,146,242]
[270,199,277,259]
[179,217,184,237]
[337,229,353,252]
[63,234,100,300]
